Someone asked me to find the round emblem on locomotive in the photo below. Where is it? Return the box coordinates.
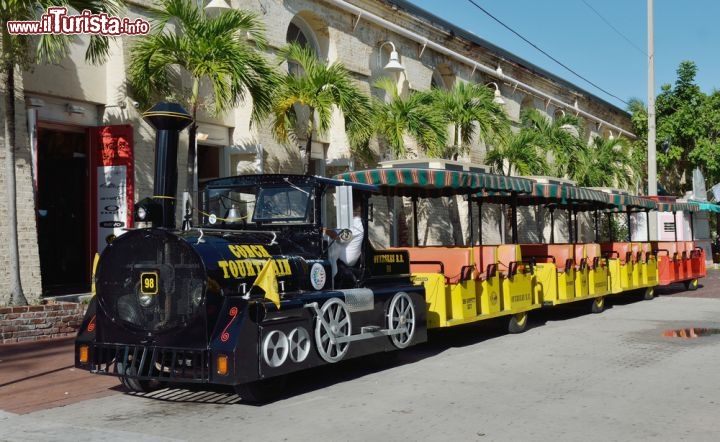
[309,262,326,290]
[208,213,217,224]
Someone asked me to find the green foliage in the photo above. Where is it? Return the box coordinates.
[271,42,371,173]
[1,0,122,71]
[573,136,638,188]
[127,0,277,123]
[369,77,447,158]
[520,108,582,178]
[629,60,720,195]
[1,0,122,306]
[486,129,548,176]
[422,82,510,159]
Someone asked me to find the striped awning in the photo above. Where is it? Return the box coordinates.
[606,193,657,211]
[335,168,534,197]
[654,201,700,213]
[478,181,610,210]
[534,183,609,206]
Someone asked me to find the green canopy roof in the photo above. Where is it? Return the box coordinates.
[534,182,609,208]
[653,201,700,213]
[690,200,720,213]
[476,180,611,210]
[335,168,534,197]
[587,189,656,212]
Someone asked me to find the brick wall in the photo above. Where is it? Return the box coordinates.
[0,302,86,344]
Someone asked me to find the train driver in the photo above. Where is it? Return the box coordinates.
[324,197,364,284]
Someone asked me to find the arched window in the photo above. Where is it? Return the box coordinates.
[285,17,320,75]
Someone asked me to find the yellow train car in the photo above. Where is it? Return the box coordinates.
[337,162,709,336]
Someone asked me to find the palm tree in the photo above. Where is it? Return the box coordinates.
[271,42,372,175]
[485,130,549,176]
[1,0,121,305]
[521,108,582,178]
[425,82,509,160]
[127,0,278,195]
[419,82,509,244]
[370,77,447,158]
[573,135,638,189]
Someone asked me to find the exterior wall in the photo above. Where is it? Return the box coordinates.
[0,0,635,304]
[0,302,86,343]
[0,74,43,305]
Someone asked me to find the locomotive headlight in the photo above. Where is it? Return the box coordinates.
[137,206,147,221]
[138,292,154,307]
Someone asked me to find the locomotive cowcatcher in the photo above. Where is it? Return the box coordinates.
[75,173,426,401]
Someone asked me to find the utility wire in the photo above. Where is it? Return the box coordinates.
[581,0,646,56]
[465,0,630,106]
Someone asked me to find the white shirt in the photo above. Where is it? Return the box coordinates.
[327,215,364,278]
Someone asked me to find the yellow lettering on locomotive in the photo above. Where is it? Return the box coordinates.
[243,260,257,276]
[228,260,240,278]
[227,244,271,259]
[227,245,246,258]
[251,245,271,258]
[140,272,158,295]
[373,253,405,264]
[216,258,293,279]
[218,261,230,278]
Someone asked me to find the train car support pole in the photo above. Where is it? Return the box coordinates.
[477,200,484,245]
[574,209,579,243]
[673,211,678,242]
[627,209,632,242]
[511,194,518,244]
[594,209,599,242]
[690,212,695,240]
[412,196,418,247]
[645,209,651,241]
[468,192,473,246]
[568,208,574,244]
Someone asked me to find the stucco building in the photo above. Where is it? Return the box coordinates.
[0,0,634,304]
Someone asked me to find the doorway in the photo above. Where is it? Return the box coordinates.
[36,127,90,295]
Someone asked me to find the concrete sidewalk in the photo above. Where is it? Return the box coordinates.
[1,268,718,416]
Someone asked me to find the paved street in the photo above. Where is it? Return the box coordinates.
[2,271,720,441]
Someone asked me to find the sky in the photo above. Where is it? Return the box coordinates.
[409,0,720,111]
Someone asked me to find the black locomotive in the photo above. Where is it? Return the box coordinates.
[75,103,425,401]
[75,173,426,401]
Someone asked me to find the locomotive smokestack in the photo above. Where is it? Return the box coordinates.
[141,103,192,229]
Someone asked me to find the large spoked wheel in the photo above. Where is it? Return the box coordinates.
[643,286,655,300]
[685,279,699,291]
[591,296,605,314]
[508,312,528,334]
[116,362,163,393]
[315,298,351,363]
[234,376,287,404]
[387,292,416,349]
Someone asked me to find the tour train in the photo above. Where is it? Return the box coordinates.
[74,108,709,401]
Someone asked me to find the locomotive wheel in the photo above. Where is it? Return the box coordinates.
[315,298,351,363]
[643,286,655,300]
[591,296,605,314]
[508,312,528,334]
[387,292,416,349]
[116,362,162,393]
[685,279,699,291]
[235,376,287,404]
